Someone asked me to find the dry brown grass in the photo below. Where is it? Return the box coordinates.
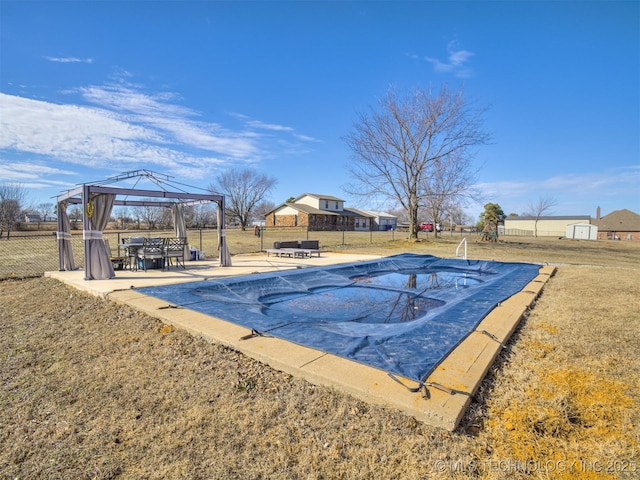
[1,237,639,479]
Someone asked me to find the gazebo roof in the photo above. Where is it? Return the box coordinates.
[57,169,224,207]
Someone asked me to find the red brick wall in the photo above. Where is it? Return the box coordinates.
[597,231,639,241]
[265,211,366,231]
[264,212,310,228]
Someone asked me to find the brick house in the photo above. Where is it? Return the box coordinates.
[592,208,640,241]
[264,193,375,231]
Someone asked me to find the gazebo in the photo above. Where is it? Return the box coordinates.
[56,170,232,280]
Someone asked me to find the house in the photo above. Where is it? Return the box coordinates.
[361,210,398,231]
[24,214,42,223]
[264,193,376,231]
[592,208,640,241]
[503,215,591,237]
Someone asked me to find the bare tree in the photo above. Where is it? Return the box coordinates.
[209,169,277,230]
[0,184,29,237]
[35,202,55,222]
[133,201,163,230]
[421,151,479,237]
[343,85,490,240]
[113,206,131,229]
[68,205,83,229]
[254,200,276,223]
[190,203,217,228]
[441,203,471,233]
[524,196,558,237]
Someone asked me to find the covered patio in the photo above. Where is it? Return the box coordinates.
[56,170,232,280]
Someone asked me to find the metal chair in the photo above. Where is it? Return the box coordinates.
[103,239,125,270]
[123,237,144,271]
[163,237,187,270]
[138,237,164,271]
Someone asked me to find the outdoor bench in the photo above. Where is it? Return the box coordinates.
[265,240,320,258]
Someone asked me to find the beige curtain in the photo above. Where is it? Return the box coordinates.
[85,193,116,280]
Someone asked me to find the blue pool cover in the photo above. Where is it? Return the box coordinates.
[138,254,540,382]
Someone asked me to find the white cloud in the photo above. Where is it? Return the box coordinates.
[78,84,191,118]
[471,167,640,215]
[228,112,319,141]
[0,79,321,197]
[425,40,474,78]
[0,93,166,166]
[0,161,77,180]
[44,56,94,64]
[0,86,275,169]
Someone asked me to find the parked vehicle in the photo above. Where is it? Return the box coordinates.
[420,222,434,232]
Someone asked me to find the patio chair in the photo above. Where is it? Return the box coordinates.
[123,237,144,271]
[138,237,165,271]
[104,239,125,270]
[163,237,187,270]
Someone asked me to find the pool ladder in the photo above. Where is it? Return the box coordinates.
[456,237,467,260]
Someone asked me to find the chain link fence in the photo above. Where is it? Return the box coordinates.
[0,227,463,280]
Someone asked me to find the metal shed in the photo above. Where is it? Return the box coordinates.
[566,222,598,240]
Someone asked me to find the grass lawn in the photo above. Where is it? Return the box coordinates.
[1,237,638,479]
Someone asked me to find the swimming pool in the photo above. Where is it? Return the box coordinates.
[138,253,541,382]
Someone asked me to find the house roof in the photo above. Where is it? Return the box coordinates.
[294,193,345,202]
[361,210,397,218]
[593,209,640,231]
[344,208,374,218]
[266,202,374,218]
[285,203,340,216]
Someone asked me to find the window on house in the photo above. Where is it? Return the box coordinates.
[325,200,329,209]
[335,202,339,209]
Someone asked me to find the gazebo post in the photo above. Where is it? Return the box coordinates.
[57,202,64,271]
[82,184,92,280]
[218,197,232,267]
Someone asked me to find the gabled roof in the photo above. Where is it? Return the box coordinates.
[344,208,374,218]
[593,209,640,231]
[265,203,373,217]
[284,203,341,216]
[293,193,345,202]
[361,210,397,218]
[264,202,338,216]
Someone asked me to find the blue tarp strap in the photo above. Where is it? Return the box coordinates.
[476,329,506,348]
[388,372,425,393]
[240,329,271,341]
[424,382,457,396]
[388,373,459,398]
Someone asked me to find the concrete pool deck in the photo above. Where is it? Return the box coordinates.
[46,252,555,430]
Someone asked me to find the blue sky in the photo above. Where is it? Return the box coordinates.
[1,1,638,221]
